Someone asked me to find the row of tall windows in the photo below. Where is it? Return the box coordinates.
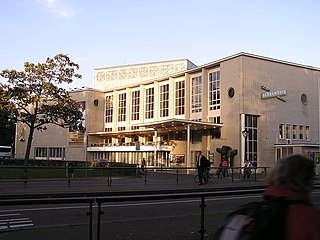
[279,124,310,141]
[93,151,169,166]
[35,147,65,159]
[105,70,220,124]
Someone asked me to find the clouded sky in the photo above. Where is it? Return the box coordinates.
[1,0,319,89]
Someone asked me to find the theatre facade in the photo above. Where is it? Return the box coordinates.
[15,53,320,172]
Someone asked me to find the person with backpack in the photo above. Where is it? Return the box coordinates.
[262,154,320,240]
[216,154,320,240]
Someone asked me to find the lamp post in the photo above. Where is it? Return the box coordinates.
[241,114,246,167]
[186,124,191,174]
[154,130,157,171]
[242,129,249,138]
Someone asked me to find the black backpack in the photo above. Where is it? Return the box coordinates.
[215,199,296,240]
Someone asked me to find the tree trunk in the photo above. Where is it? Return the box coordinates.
[23,122,35,179]
[24,125,34,162]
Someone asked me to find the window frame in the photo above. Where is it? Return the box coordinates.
[131,90,140,121]
[105,95,114,123]
[159,83,169,118]
[175,80,185,116]
[145,87,155,119]
[118,92,127,122]
[209,70,221,111]
[191,75,202,113]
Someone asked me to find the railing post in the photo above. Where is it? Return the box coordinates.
[107,168,112,187]
[87,202,93,240]
[68,172,71,187]
[23,168,28,188]
[144,168,147,186]
[176,168,179,185]
[97,202,103,240]
[254,168,257,182]
[67,165,74,187]
[231,167,234,183]
[199,196,206,240]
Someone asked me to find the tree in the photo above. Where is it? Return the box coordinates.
[0,54,83,163]
[0,87,17,146]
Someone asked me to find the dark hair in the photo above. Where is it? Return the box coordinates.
[268,154,315,192]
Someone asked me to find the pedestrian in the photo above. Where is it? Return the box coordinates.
[221,158,229,178]
[196,151,209,185]
[263,154,320,239]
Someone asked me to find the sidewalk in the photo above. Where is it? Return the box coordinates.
[0,171,268,198]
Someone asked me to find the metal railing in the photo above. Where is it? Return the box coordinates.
[0,165,270,188]
[0,187,267,240]
[1,185,319,240]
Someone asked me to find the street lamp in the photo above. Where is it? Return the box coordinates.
[242,129,249,138]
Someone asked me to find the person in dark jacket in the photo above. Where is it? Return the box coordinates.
[263,154,320,240]
[196,151,210,185]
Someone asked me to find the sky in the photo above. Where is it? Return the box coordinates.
[1,0,320,90]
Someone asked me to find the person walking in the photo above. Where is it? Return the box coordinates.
[196,151,209,185]
[262,154,320,239]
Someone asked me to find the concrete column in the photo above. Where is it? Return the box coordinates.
[154,130,157,168]
[187,124,191,174]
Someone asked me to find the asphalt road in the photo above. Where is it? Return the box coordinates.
[0,193,261,240]
[1,191,320,240]
[0,173,319,240]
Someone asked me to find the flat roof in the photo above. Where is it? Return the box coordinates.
[95,59,197,71]
[191,52,320,73]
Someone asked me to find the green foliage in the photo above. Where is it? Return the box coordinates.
[0,87,17,145]
[0,54,83,160]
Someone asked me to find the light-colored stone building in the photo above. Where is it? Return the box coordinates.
[15,53,320,172]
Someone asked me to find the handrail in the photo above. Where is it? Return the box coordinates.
[0,197,95,206]
[95,188,267,240]
[1,185,319,240]
[0,165,271,188]
[96,188,266,202]
[95,184,319,240]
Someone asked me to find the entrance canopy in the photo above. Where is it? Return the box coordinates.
[88,118,222,137]
[135,118,222,133]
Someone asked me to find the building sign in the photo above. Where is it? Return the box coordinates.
[261,89,287,100]
[68,132,84,147]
